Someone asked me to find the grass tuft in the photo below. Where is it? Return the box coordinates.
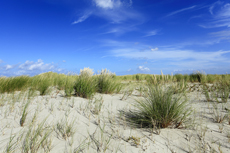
[122,84,192,128]
[74,75,96,99]
[96,69,122,94]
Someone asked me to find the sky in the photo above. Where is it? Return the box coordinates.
[0,0,230,76]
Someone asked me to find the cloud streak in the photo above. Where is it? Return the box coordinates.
[143,30,159,37]
[112,48,230,62]
[200,2,230,28]
[72,12,92,24]
[166,5,196,17]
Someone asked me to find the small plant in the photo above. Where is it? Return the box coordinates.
[20,100,31,126]
[6,131,18,153]
[123,84,191,128]
[212,103,226,123]
[22,117,53,153]
[121,87,134,100]
[90,96,104,115]
[89,123,113,152]
[136,85,147,97]
[56,118,77,140]
[218,82,230,103]
[127,136,140,146]
[202,83,214,102]
[218,124,224,133]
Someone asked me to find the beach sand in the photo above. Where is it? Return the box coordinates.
[0,83,230,153]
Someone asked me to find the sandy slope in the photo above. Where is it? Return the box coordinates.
[0,83,230,153]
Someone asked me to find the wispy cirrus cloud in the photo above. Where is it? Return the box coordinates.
[102,39,230,72]
[200,2,230,28]
[72,11,92,24]
[209,30,230,40]
[143,30,159,37]
[111,48,230,62]
[165,5,196,17]
[0,59,3,64]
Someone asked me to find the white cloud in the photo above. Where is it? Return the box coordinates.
[26,59,54,71]
[151,47,158,51]
[166,5,196,17]
[91,0,143,24]
[143,30,159,37]
[19,60,34,69]
[72,12,92,24]
[93,0,121,9]
[5,65,14,70]
[0,59,3,64]
[0,59,66,76]
[138,66,150,72]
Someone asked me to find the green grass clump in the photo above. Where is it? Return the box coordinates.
[74,74,96,99]
[96,69,122,94]
[123,84,191,128]
[189,71,206,83]
[64,76,75,97]
[174,74,184,82]
[31,77,52,96]
[0,76,30,93]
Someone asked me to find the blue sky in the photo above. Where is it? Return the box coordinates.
[0,0,230,76]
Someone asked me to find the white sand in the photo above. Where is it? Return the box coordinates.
[0,83,230,153]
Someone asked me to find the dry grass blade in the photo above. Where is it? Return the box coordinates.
[20,100,31,127]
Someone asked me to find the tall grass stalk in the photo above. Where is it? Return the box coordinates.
[64,76,75,97]
[6,131,18,153]
[20,100,31,126]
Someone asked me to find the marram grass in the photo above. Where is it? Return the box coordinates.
[123,84,192,128]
